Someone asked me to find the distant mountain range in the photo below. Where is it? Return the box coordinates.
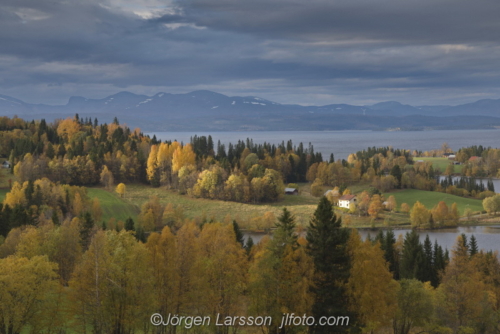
[1,90,500,131]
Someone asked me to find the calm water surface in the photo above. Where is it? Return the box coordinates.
[245,225,500,253]
[150,129,500,160]
[438,176,500,193]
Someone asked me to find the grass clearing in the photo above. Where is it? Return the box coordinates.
[417,157,463,173]
[384,189,483,215]
[87,188,140,223]
[123,183,319,227]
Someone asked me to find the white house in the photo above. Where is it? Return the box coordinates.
[338,194,356,209]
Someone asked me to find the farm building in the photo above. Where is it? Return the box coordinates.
[338,194,356,209]
[284,188,299,195]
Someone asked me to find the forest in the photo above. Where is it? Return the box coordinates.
[1,115,500,333]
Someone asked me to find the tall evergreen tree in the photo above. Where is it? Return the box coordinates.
[274,208,297,248]
[232,220,245,246]
[400,230,425,281]
[125,217,135,231]
[245,236,254,254]
[469,235,478,256]
[307,196,354,333]
[422,235,435,284]
[384,229,398,279]
[390,164,402,187]
[80,211,95,249]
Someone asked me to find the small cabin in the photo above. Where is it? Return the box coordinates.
[338,195,357,209]
[284,188,299,195]
[1,161,10,168]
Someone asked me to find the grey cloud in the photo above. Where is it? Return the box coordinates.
[178,0,500,45]
[1,0,500,106]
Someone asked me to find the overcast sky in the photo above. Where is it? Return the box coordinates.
[1,0,500,106]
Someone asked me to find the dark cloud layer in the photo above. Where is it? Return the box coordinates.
[1,0,500,106]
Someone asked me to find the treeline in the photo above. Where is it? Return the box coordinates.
[5,115,496,205]
[0,178,100,238]
[308,147,436,194]
[421,144,500,178]
[4,116,322,204]
[2,115,149,185]
[1,197,500,333]
[456,146,500,178]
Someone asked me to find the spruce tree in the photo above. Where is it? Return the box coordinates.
[390,164,402,187]
[125,217,135,231]
[460,233,469,252]
[307,196,354,333]
[422,235,435,284]
[274,208,297,247]
[80,211,95,249]
[469,235,478,256]
[245,236,254,254]
[400,230,425,280]
[384,229,398,279]
[232,220,245,246]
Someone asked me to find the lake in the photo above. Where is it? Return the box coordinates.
[245,225,500,253]
[149,129,500,160]
[438,176,500,194]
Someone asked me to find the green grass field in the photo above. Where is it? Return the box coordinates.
[86,188,140,223]
[417,157,463,174]
[123,183,319,227]
[384,189,483,215]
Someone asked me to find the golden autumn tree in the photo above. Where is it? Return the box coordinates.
[431,201,449,227]
[447,203,460,226]
[14,226,43,259]
[410,201,431,228]
[0,255,59,333]
[346,230,398,332]
[146,144,159,185]
[368,194,383,219]
[172,143,196,173]
[386,195,397,212]
[99,165,114,190]
[3,181,27,208]
[400,203,410,214]
[437,235,494,332]
[175,221,200,314]
[192,223,247,333]
[69,230,155,333]
[115,182,126,198]
[145,226,181,321]
[69,230,112,333]
[56,117,81,142]
[45,218,83,284]
[393,279,434,334]
[72,192,85,217]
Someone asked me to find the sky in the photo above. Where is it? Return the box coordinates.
[1,0,500,106]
